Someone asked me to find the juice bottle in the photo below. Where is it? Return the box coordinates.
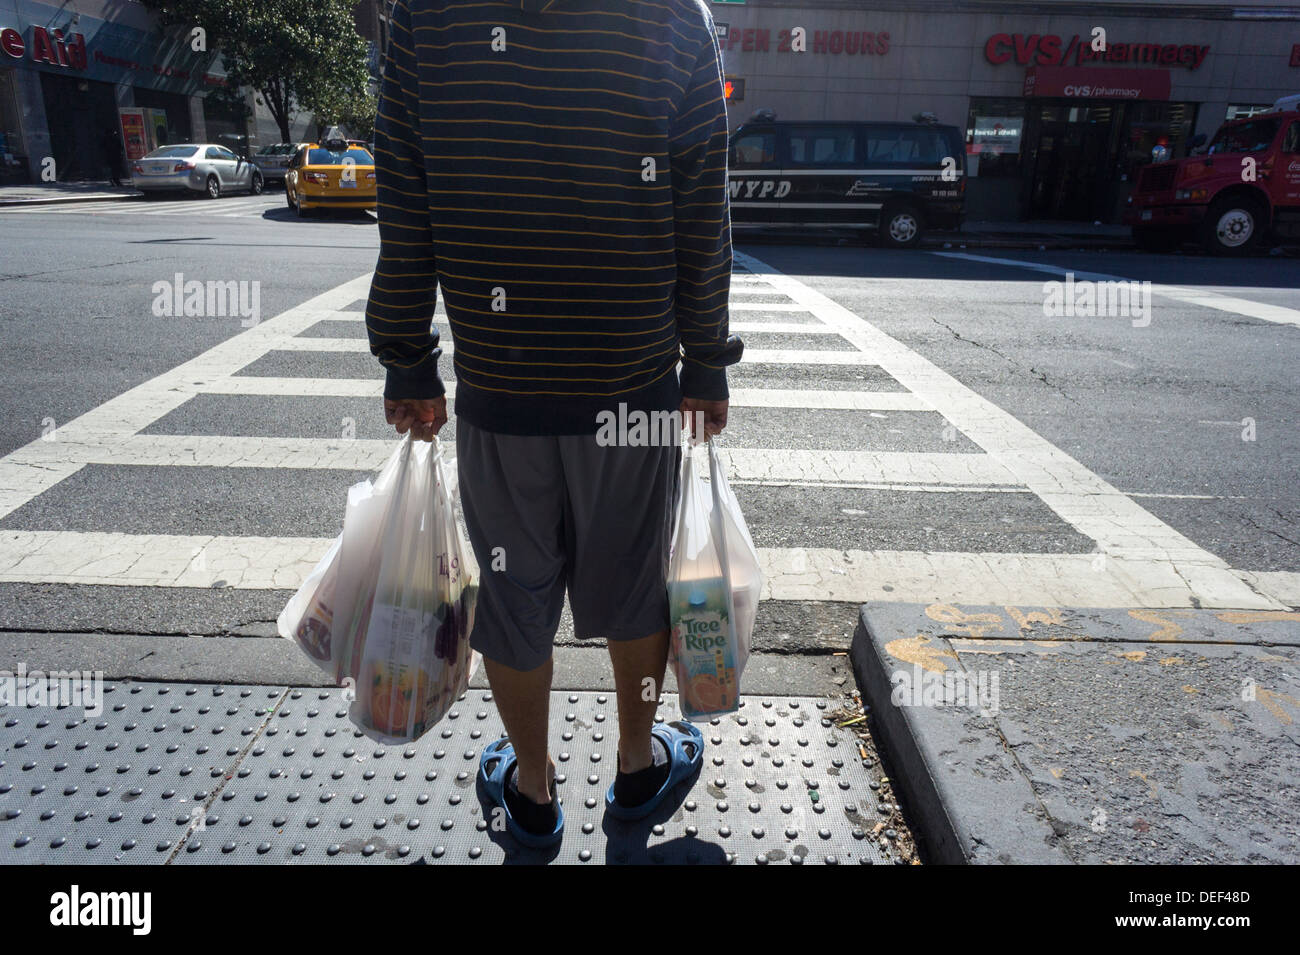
[669,576,738,720]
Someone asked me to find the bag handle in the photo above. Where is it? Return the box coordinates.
[705,436,737,628]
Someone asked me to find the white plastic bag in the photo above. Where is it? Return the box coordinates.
[279,434,479,742]
[667,436,763,721]
[277,434,408,683]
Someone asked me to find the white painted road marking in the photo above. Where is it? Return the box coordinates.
[737,249,1285,609]
[0,530,1252,609]
[0,259,1292,610]
[933,251,1300,328]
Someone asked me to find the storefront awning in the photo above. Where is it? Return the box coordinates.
[1023,65,1171,101]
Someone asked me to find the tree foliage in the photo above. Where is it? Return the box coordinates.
[139,0,370,142]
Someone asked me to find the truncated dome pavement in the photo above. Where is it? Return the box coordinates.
[0,684,893,865]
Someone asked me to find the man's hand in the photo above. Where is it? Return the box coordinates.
[679,397,728,442]
[384,396,447,442]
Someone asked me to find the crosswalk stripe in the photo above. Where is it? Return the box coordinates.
[735,250,1278,609]
[10,434,1017,487]
[0,260,1286,614]
[268,339,872,366]
[189,377,929,412]
[0,530,1274,609]
[322,312,825,335]
[0,273,374,522]
[735,349,876,365]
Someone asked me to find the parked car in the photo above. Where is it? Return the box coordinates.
[727,110,966,249]
[1125,94,1300,255]
[131,144,264,199]
[284,132,377,217]
[252,143,303,185]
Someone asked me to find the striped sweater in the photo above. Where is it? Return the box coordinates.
[365,0,743,435]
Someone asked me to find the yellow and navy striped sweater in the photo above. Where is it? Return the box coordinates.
[365,0,743,435]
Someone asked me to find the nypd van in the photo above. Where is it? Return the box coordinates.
[727,110,966,248]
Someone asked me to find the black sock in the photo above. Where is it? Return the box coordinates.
[503,767,558,836]
[613,734,671,807]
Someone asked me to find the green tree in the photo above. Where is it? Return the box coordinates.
[140,0,370,142]
[312,88,377,141]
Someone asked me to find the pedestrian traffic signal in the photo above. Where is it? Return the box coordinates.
[724,76,745,102]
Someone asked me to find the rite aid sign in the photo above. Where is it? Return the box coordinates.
[1,25,88,69]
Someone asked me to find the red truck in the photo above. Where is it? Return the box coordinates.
[1125,95,1300,255]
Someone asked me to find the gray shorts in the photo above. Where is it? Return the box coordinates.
[455,419,682,671]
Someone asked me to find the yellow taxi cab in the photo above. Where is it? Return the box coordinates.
[284,129,377,217]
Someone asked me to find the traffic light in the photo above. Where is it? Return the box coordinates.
[724,76,745,102]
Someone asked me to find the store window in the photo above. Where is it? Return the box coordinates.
[0,70,24,181]
[787,126,857,165]
[966,98,1024,178]
[1120,101,1195,177]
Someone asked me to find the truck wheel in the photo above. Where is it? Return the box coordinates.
[880,205,924,249]
[1132,227,1181,253]
[1199,196,1264,256]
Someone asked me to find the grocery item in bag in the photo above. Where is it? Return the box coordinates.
[668,436,763,721]
[352,437,478,741]
[278,434,478,742]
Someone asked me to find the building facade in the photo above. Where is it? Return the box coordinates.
[712,0,1300,221]
[0,0,382,183]
[0,0,257,182]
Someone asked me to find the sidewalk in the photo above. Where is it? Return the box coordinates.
[851,602,1300,864]
[0,644,898,865]
[0,180,140,206]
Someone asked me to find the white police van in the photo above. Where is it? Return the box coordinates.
[727,110,966,248]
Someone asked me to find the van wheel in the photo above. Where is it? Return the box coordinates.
[1199,196,1264,256]
[880,205,923,249]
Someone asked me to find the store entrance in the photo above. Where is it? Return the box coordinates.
[1023,102,1120,221]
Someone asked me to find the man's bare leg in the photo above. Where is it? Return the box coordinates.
[607,628,670,773]
[482,654,556,803]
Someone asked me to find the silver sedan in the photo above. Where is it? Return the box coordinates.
[131,144,265,199]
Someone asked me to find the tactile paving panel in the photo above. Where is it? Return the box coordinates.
[0,683,891,865]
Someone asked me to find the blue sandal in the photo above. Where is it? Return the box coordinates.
[478,738,564,848]
[604,721,704,821]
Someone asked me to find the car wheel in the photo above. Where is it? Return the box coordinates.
[250,172,264,196]
[205,175,221,200]
[879,205,924,249]
[296,196,311,218]
[1132,227,1182,253]
[286,185,296,210]
[1199,196,1264,256]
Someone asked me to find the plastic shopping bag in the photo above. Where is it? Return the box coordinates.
[667,436,763,721]
[277,434,408,683]
[278,434,479,742]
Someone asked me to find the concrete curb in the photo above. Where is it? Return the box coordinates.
[849,604,1070,863]
[0,631,856,698]
[0,193,141,207]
